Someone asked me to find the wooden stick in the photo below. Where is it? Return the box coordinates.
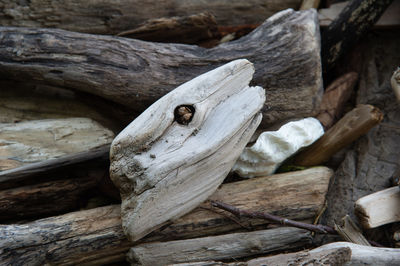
[334,215,370,246]
[355,186,400,229]
[0,9,323,128]
[321,0,393,73]
[128,228,312,265]
[0,167,332,265]
[294,104,383,166]
[0,0,301,35]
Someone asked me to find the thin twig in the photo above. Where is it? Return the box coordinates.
[199,206,253,230]
[210,200,337,234]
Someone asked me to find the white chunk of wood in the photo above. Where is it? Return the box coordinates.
[233,117,324,177]
[355,186,400,229]
[391,67,400,101]
[110,59,265,242]
[0,118,114,171]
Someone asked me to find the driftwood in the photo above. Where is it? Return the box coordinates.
[128,228,312,265]
[321,0,394,73]
[316,72,358,129]
[110,60,265,241]
[0,0,301,35]
[0,167,332,265]
[178,242,400,266]
[391,67,400,100]
[117,12,219,45]
[0,118,114,171]
[300,0,320,10]
[334,215,370,246]
[355,186,400,229]
[0,9,323,128]
[294,104,383,166]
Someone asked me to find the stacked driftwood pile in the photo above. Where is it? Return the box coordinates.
[1,0,400,265]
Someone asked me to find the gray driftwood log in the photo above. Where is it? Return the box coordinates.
[0,9,323,128]
[0,167,332,265]
[0,0,301,35]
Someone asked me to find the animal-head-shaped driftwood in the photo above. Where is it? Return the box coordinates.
[110,59,265,241]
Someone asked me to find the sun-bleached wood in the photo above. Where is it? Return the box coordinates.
[355,186,400,228]
[110,60,265,242]
[0,9,323,128]
[128,228,312,265]
[294,104,383,166]
[0,118,114,171]
[0,167,332,265]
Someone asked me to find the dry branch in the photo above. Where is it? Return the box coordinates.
[0,9,323,128]
[0,167,332,265]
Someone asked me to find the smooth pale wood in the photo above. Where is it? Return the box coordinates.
[177,242,400,266]
[128,228,312,265]
[110,60,265,242]
[316,72,358,129]
[321,0,393,72]
[300,0,320,10]
[294,104,383,166]
[391,68,400,100]
[0,0,302,35]
[355,186,400,228]
[334,215,370,245]
[0,144,109,190]
[0,9,323,128]
[0,118,114,171]
[0,177,98,222]
[319,1,400,27]
[0,167,332,265]
[117,12,219,45]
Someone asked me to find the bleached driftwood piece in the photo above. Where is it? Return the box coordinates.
[355,186,400,228]
[294,105,383,166]
[300,0,321,10]
[0,9,323,128]
[316,72,358,129]
[175,242,400,266]
[110,60,265,241]
[391,67,400,100]
[233,117,324,177]
[0,167,332,265]
[0,118,114,171]
[128,228,312,265]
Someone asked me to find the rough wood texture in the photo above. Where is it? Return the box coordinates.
[0,9,323,128]
[128,228,312,265]
[0,167,332,265]
[294,104,383,166]
[0,118,114,171]
[355,186,400,229]
[0,0,302,34]
[321,31,400,229]
[117,12,219,45]
[110,60,265,242]
[316,72,359,129]
[321,0,393,73]
[334,215,370,245]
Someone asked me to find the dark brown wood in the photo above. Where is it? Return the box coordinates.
[0,9,323,128]
[0,167,332,265]
[0,0,301,35]
[321,0,394,74]
[117,12,220,45]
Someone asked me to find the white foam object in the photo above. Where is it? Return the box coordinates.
[233,117,324,177]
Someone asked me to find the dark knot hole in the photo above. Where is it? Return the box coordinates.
[174,105,195,125]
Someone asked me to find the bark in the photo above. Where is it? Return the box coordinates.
[0,9,323,128]
[0,0,301,35]
[0,167,332,265]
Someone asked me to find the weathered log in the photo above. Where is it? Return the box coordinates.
[110,60,265,242]
[355,186,400,229]
[0,167,332,265]
[0,144,109,190]
[294,104,383,166]
[316,72,358,129]
[0,118,114,171]
[177,242,400,266]
[0,9,323,128]
[0,0,302,35]
[128,228,312,265]
[117,12,220,45]
[321,0,393,73]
